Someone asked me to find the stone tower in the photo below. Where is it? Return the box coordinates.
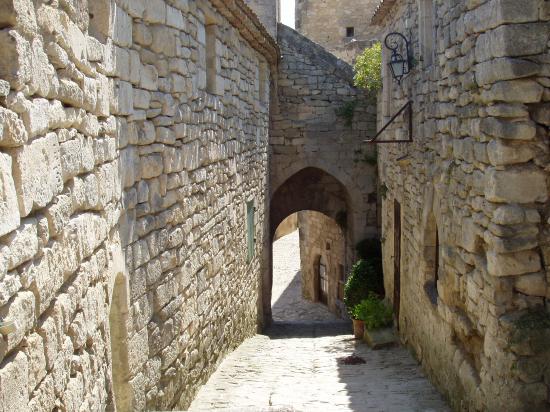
[244,0,280,39]
[295,0,379,63]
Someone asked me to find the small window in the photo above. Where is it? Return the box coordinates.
[419,0,435,67]
[338,264,345,301]
[206,24,218,94]
[346,27,355,37]
[246,201,255,262]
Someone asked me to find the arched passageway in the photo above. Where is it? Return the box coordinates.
[271,212,346,322]
[264,167,353,325]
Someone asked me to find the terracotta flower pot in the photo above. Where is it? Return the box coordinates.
[352,319,364,339]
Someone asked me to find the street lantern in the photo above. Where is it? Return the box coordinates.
[384,32,413,84]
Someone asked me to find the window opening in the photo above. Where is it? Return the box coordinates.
[419,0,435,67]
[346,27,355,37]
[206,24,217,94]
[247,201,255,262]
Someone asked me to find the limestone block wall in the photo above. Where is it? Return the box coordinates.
[298,211,346,318]
[273,23,378,248]
[374,1,550,410]
[295,0,380,63]
[274,213,298,241]
[244,0,279,39]
[0,0,276,410]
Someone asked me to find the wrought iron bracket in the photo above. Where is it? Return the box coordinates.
[364,100,413,144]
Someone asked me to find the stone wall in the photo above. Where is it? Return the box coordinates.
[244,0,279,39]
[264,23,378,322]
[298,211,346,318]
[0,0,276,410]
[374,1,550,410]
[274,213,298,241]
[295,0,380,63]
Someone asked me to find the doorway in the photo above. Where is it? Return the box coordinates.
[318,255,328,305]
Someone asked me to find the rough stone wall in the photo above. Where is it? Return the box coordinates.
[272,23,378,245]
[298,211,346,317]
[265,23,377,323]
[274,213,298,241]
[295,0,380,63]
[375,1,550,410]
[0,0,274,410]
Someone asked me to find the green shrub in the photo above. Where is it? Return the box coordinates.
[353,293,393,330]
[353,43,382,92]
[344,258,384,316]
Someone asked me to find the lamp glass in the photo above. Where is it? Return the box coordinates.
[390,59,406,79]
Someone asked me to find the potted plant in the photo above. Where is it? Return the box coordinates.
[358,293,396,349]
[344,256,384,338]
[351,302,366,339]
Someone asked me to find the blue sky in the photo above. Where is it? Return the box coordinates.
[280,0,295,28]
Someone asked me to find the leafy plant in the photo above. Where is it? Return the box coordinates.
[336,100,358,127]
[354,43,382,92]
[344,258,385,316]
[353,293,393,330]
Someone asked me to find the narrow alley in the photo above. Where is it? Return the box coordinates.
[187,232,449,411]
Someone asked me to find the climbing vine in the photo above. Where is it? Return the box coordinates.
[336,100,359,127]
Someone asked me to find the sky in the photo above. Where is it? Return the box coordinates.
[280,0,295,28]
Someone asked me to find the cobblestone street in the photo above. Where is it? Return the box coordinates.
[187,232,449,411]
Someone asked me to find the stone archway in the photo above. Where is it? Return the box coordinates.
[263,167,353,324]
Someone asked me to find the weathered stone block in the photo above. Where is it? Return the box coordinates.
[487,250,542,276]
[0,107,26,147]
[9,133,63,217]
[0,29,32,91]
[0,152,19,237]
[144,0,166,24]
[487,140,535,166]
[480,118,536,141]
[485,167,547,203]
[475,58,540,86]
[489,23,550,57]
[111,80,133,115]
[0,351,29,409]
[23,333,47,394]
[515,273,547,297]
[140,154,164,179]
[113,5,132,47]
[0,291,35,354]
[5,218,37,270]
[481,80,543,103]
[492,205,525,225]
[531,103,550,126]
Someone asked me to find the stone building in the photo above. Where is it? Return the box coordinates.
[267,23,377,322]
[372,0,550,410]
[298,211,347,317]
[0,0,277,410]
[295,0,381,63]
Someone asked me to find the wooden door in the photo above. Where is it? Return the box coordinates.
[393,200,401,329]
[318,258,328,305]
